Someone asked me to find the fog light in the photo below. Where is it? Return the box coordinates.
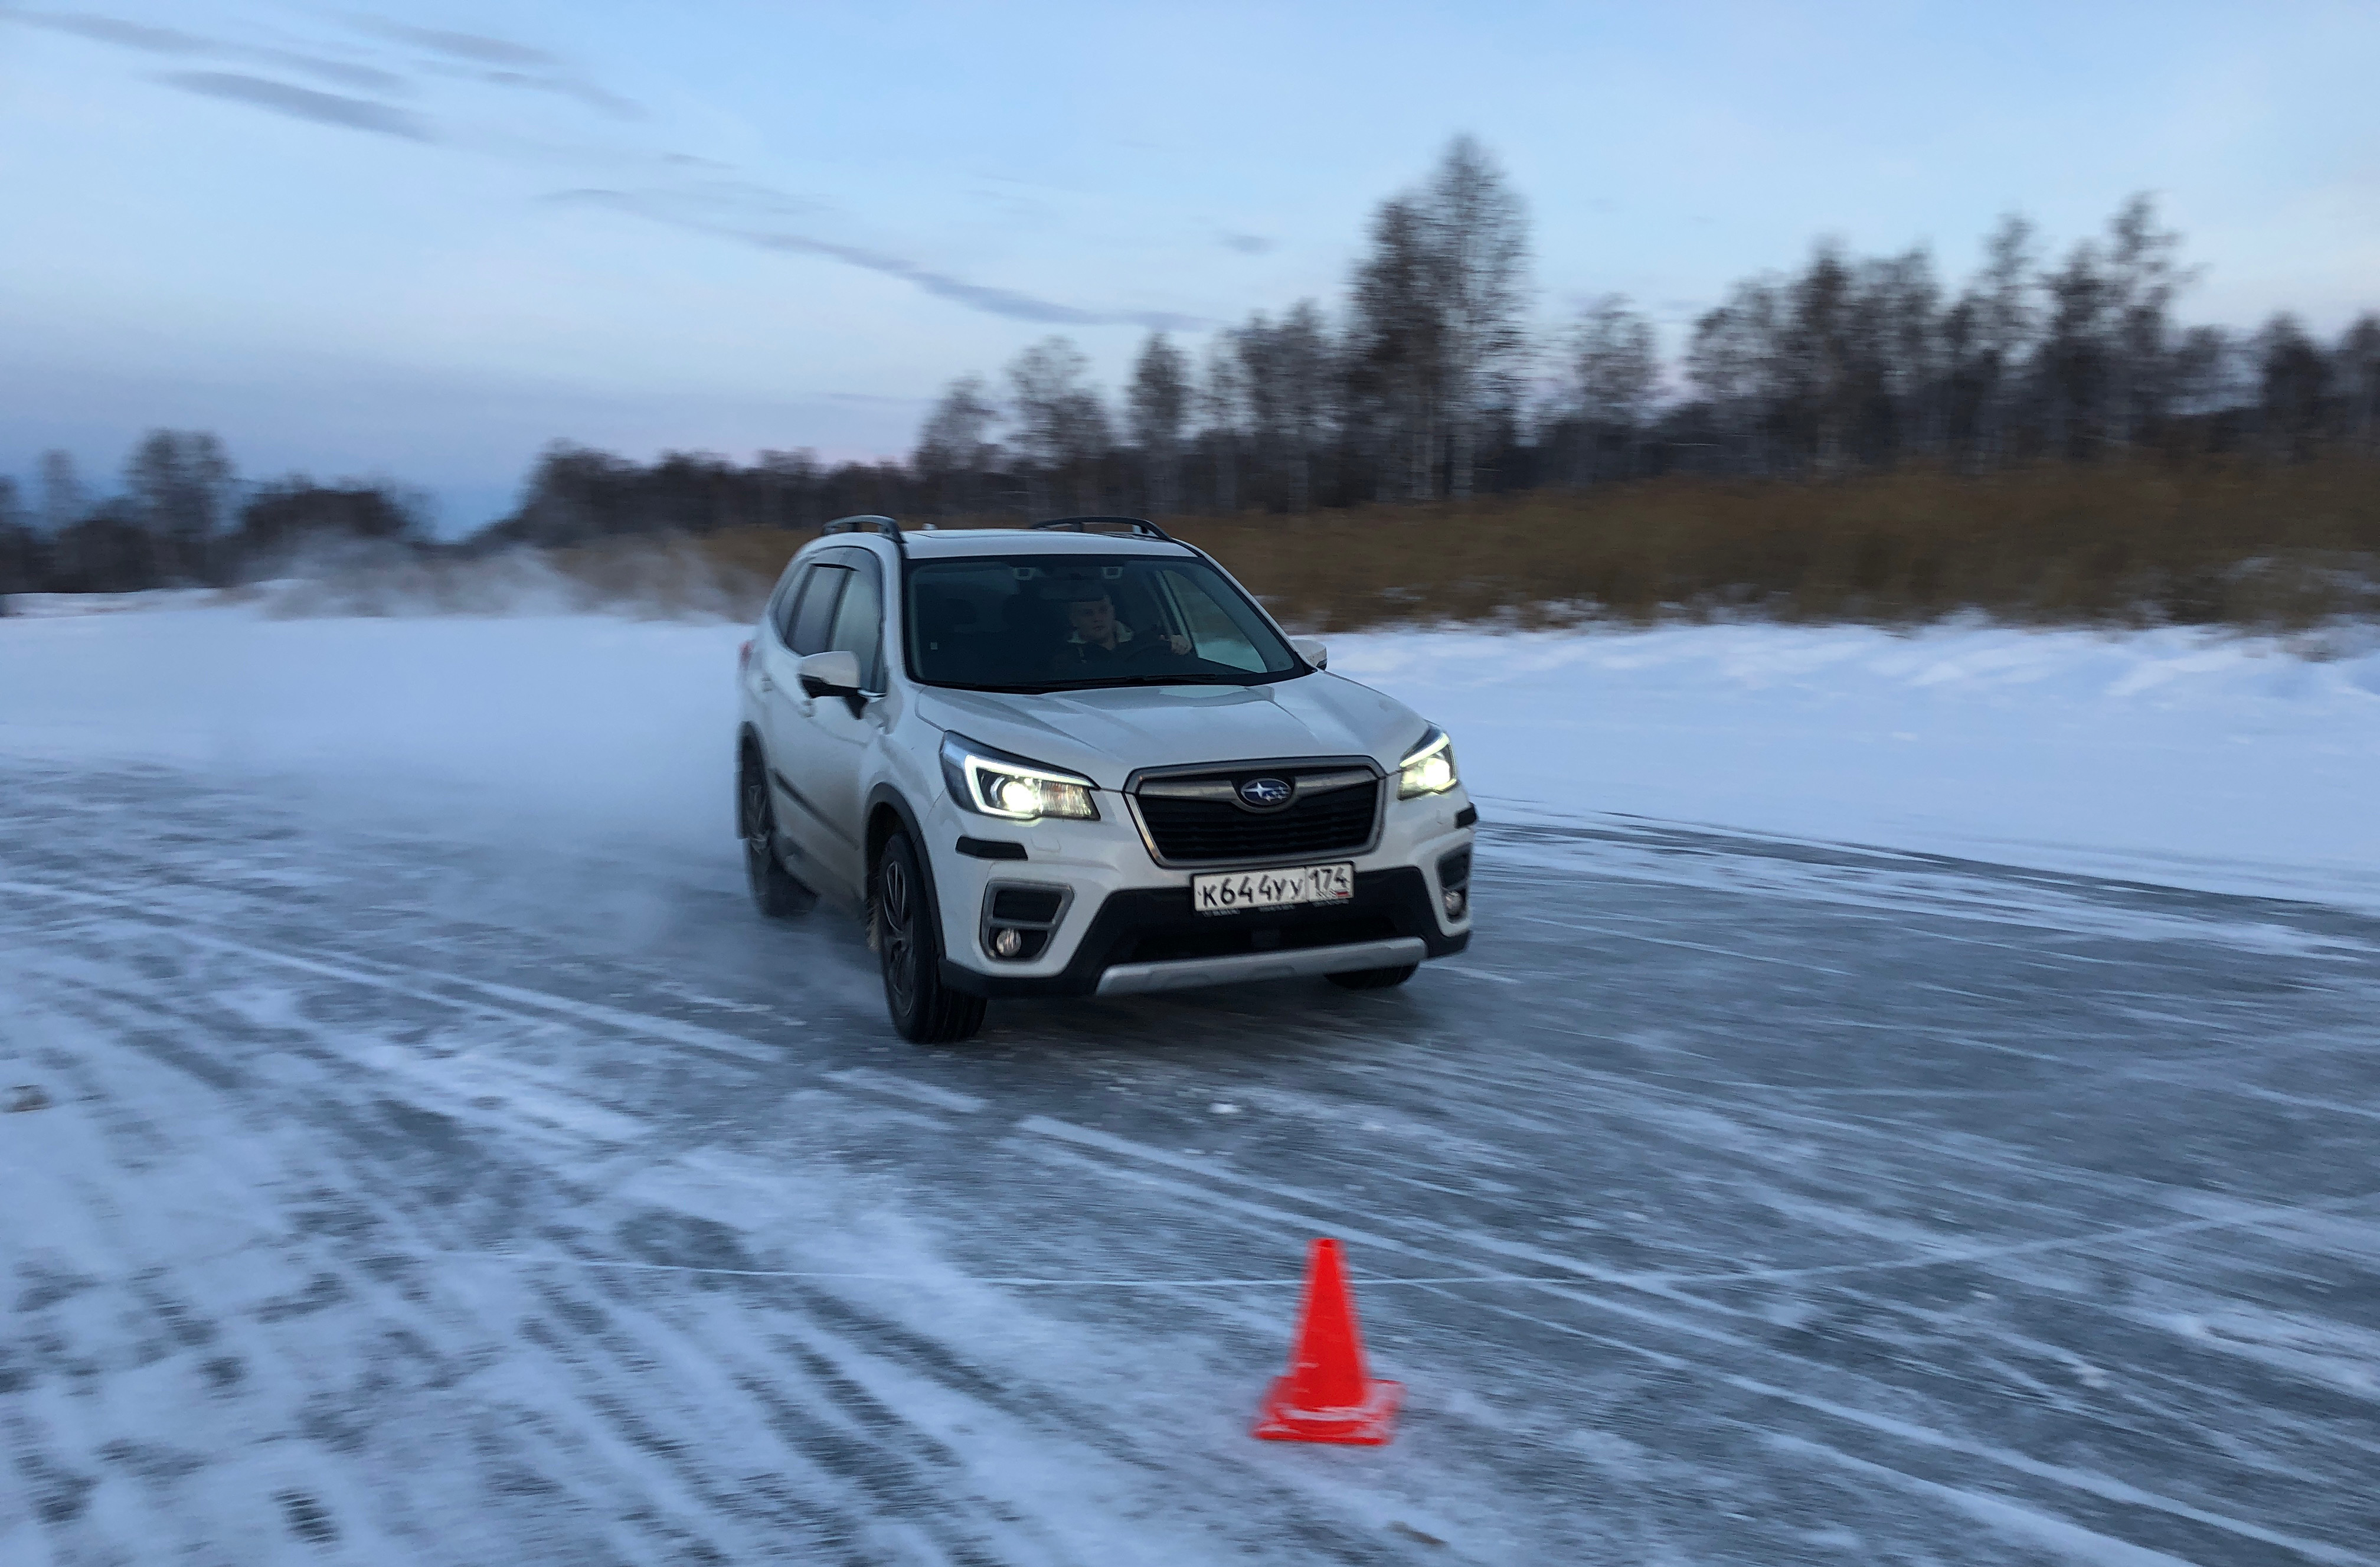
[990,926,1024,958]
[1443,887,1467,919]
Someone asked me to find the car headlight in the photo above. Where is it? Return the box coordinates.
[940,733,1100,821]
[1397,727,1459,799]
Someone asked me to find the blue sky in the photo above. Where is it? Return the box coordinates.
[4,1,2376,534]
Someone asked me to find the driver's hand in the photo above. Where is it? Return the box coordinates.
[1166,634,1191,655]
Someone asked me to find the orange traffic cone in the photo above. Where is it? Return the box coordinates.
[1253,1238,1402,1444]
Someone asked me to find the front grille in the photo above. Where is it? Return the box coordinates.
[1135,774,1380,864]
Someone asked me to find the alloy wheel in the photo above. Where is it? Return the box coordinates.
[880,854,918,1015]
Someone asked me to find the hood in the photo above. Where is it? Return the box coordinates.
[913,674,1431,789]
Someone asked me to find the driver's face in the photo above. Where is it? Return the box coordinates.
[1068,595,1116,645]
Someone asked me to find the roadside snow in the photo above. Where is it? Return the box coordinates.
[1334,621,2380,909]
[4,603,2376,907]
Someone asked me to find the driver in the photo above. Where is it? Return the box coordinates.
[1049,582,1191,671]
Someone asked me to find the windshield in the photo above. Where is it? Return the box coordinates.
[905,553,1303,691]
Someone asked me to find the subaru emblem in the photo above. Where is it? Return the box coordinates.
[1239,776,1292,808]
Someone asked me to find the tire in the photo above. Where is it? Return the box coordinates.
[1328,963,1419,990]
[740,746,810,919]
[873,830,986,1044]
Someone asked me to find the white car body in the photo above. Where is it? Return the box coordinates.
[735,518,1474,1034]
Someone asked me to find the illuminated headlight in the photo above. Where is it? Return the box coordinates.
[940,733,1099,821]
[1397,727,1459,799]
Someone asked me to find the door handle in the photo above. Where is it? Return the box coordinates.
[757,674,773,693]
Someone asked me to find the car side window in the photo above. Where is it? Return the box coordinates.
[826,558,884,691]
[789,566,847,656]
[769,569,807,646]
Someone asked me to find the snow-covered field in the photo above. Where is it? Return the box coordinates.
[5,599,2378,1565]
[7,602,2379,905]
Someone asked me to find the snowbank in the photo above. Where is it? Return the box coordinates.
[4,605,2376,907]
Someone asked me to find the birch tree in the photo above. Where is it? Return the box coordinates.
[1568,295,1656,482]
[1421,136,1529,501]
[1126,332,1191,514]
[913,375,999,515]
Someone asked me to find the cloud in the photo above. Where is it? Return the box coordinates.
[549,189,1208,331]
[469,67,640,120]
[1219,232,1276,255]
[17,7,632,117]
[9,11,211,53]
[157,72,434,142]
[349,17,557,68]
[253,49,410,96]
[354,17,640,118]
[6,10,412,95]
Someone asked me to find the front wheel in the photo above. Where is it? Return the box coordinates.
[1328,963,1418,990]
[874,831,986,1044]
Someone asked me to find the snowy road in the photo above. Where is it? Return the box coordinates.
[6,759,2377,1565]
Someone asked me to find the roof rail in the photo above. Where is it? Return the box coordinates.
[821,514,905,554]
[1031,515,1176,542]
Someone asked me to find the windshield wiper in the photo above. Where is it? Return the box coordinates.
[1067,672,1251,688]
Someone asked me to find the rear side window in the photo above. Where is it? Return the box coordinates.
[788,566,847,655]
[827,561,885,691]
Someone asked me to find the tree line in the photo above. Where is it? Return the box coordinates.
[6,135,2376,599]
[0,435,426,597]
[908,140,2378,515]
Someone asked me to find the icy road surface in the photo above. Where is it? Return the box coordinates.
[6,760,2378,1566]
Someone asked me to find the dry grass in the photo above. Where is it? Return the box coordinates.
[573,456,2380,632]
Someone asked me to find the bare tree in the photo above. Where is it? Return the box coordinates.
[2101,195,2191,448]
[1870,249,1942,458]
[2256,313,2330,458]
[1231,305,1332,511]
[1271,301,1331,512]
[1199,336,1245,512]
[37,450,84,534]
[1963,214,2038,467]
[1567,295,1656,482]
[0,476,34,606]
[1421,136,1530,501]
[2036,240,2111,459]
[2169,325,2242,420]
[1348,197,1442,501]
[1687,279,1783,473]
[1006,337,1109,512]
[124,430,234,583]
[1126,332,1191,514]
[913,375,1000,514]
[2338,314,2380,453]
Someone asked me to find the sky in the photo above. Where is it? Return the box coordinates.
[4,1,2376,536]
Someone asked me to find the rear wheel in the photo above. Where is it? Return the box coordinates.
[1328,963,1418,990]
[740,747,810,918]
[874,831,986,1043]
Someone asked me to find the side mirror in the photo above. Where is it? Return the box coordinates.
[797,649,863,698]
[1292,638,1328,671]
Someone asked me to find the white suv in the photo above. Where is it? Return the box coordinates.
[734,515,1476,1042]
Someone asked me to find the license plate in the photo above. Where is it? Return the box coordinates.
[1191,861,1355,914]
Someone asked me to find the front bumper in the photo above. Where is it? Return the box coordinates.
[937,863,1468,998]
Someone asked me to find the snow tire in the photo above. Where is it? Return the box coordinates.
[874,830,986,1044]
[740,746,812,919]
